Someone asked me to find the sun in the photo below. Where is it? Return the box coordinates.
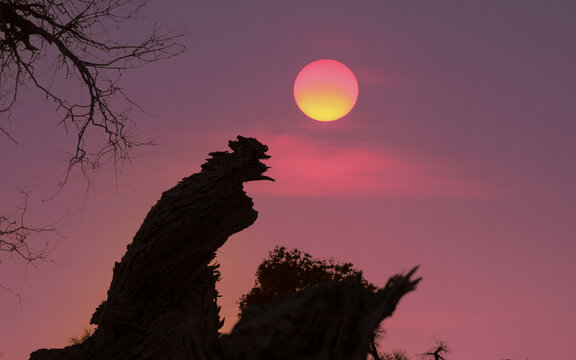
[293,59,358,122]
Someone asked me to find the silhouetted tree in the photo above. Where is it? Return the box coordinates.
[421,339,450,360]
[1,0,184,165]
[0,0,184,281]
[238,246,387,360]
[238,246,377,313]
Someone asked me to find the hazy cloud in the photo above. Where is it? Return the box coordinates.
[248,134,490,198]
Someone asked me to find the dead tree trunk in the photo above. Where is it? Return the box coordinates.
[29,136,421,360]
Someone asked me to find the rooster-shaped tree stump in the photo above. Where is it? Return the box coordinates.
[30,136,420,360]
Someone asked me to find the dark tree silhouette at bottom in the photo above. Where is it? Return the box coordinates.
[29,136,421,360]
[237,246,388,359]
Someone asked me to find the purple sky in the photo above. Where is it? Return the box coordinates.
[1,1,575,359]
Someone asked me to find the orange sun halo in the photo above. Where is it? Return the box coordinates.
[293,59,359,122]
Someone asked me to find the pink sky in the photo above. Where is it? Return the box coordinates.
[1,1,575,359]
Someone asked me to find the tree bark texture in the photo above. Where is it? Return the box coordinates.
[29,136,420,360]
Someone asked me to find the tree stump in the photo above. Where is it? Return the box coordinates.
[29,136,420,360]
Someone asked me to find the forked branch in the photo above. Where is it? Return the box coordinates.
[0,0,185,181]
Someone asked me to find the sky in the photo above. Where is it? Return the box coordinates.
[1,1,575,359]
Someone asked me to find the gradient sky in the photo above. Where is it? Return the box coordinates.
[1,1,575,359]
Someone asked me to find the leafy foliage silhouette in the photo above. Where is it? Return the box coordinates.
[238,246,376,315]
[238,246,391,359]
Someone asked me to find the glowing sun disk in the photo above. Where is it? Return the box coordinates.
[294,59,358,122]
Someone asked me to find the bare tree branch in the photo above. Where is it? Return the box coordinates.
[0,282,23,303]
[1,0,185,181]
[421,339,450,360]
[0,190,58,263]
[0,189,61,298]
[0,0,185,274]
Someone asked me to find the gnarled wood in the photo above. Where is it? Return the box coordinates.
[30,136,421,360]
[30,136,273,360]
